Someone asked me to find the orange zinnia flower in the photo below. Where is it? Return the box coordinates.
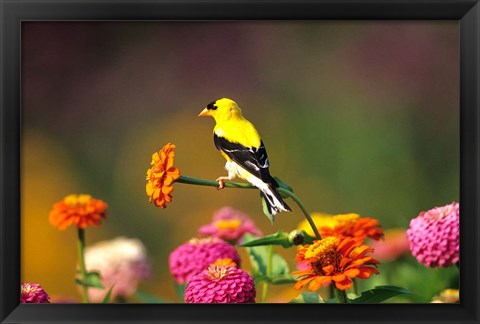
[49,194,108,230]
[146,143,180,208]
[292,236,380,291]
[320,214,384,242]
[210,258,238,268]
[298,213,384,243]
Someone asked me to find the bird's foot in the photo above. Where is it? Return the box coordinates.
[215,176,229,190]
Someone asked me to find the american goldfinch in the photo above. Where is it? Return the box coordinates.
[198,98,291,216]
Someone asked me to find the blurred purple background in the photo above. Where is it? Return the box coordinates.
[21,21,459,302]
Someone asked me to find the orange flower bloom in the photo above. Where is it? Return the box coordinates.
[146,143,180,208]
[210,258,238,268]
[49,194,108,230]
[292,236,380,291]
[298,213,384,243]
[320,215,384,242]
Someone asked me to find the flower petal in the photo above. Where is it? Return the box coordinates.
[343,268,360,278]
[294,277,314,290]
[334,277,352,290]
[308,276,332,291]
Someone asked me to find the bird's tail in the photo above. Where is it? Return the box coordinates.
[259,182,292,216]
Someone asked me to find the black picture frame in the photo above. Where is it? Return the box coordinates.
[1,0,479,323]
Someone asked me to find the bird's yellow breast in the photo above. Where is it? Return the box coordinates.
[214,118,261,148]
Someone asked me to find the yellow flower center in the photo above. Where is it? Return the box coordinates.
[22,285,35,294]
[189,237,217,246]
[215,219,241,230]
[305,236,338,259]
[210,258,237,268]
[63,194,92,207]
[206,266,229,280]
[304,236,341,275]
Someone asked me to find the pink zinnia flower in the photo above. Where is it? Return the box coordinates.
[198,207,262,244]
[371,228,410,261]
[21,283,50,303]
[169,237,241,284]
[84,237,151,302]
[184,266,256,303]
[407,202,459,268]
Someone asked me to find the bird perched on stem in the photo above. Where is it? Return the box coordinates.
[198,98,291,216]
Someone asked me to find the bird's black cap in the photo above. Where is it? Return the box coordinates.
[206,101,218,110]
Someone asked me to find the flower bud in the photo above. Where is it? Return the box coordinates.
[288,230,305,245]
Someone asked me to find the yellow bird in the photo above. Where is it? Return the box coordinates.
[198,98,291,216]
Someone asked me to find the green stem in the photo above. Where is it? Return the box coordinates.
[77,228,89,303]
[176,175,254,189]
[261,245,273,303]
[334,287,348,304]
[277,188,322,240]
[329,284,335,299]
[175,175,322,241]
[353,278,359,296]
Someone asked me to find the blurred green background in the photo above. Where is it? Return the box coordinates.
[21,21,459,303]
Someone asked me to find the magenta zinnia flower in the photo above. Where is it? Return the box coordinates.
[407,202,459,268]
[198,207,262,244]
[184,266,256,303]
[169,237,241,284]
[21,283,50,303]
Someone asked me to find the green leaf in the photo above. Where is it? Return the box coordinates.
[260,196,275,223]
[269,275,297,285]
[326,297,338,303]
[242,234,290,277]
[135,290,169,303]
[270,251,290,275]
[351,285,412,304]
[252,274,268,285]
[239,231,292,248]
[289,292,325,303]
[101,284,115,303]
[75,271,104,289]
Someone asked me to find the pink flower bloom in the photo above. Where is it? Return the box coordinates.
[184,266,256,303]
[296,261,310,271]
[198,207,262,244]
[371,228,410,261]
[169,237,241,284]
[21,283,50,303]
[84,237,151,302]
[407,202,459,268]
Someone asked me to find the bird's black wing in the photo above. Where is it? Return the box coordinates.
[214,133,274,184]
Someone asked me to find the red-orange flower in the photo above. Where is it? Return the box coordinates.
[146,143,180,208]
[49,194,108,230]
[320,214,384,242]
[298,213,384,243]
[292,236,380,291]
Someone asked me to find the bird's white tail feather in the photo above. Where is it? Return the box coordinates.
[260,184,291,216]
[230,162,291,216]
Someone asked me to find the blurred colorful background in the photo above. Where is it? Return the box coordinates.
[21,21,459,303]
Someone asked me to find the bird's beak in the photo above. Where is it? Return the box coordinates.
[198,108,211,117]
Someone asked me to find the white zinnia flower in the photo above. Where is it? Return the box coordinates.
[84,237,151,302]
